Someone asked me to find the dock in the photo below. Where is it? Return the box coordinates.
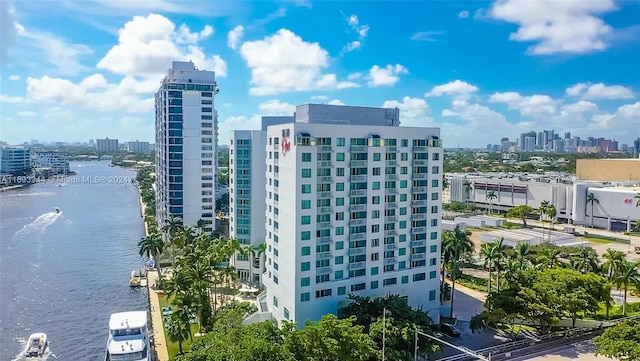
[147,270,169,361]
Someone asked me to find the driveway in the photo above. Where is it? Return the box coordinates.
[509,340,609,361]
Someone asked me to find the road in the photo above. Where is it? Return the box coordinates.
[510,340,609,361]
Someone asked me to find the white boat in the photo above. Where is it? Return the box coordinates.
[24,332,47,358]
[129,269,147,287]
[105,311,151,361]
[53,207,60,213]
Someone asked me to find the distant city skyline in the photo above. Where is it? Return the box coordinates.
[1,1,639,147]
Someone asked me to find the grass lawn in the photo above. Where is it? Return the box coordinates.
[158,296,201,360]
[584,234,630,244]
[457,273,488,292]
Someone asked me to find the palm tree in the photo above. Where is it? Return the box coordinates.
[602,248,626,282]
[163,216,183,266]
[570,247,600,274]
[176,225,197,249]
[513,241,532,270]
[486,191,497,215]
[615,260,640,316]
[545,204,557,242]
[635,192,640,207]
[442,226,474,318]
[463,181,473,205]
[166,309,191,354]
[539,201,550,242]
[586,193,599,228]
[537,247,562,269]
[138,232,165,279]
[480,238,505,296]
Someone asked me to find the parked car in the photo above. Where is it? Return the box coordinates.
[440,323,461,337]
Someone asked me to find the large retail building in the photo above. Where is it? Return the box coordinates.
[576,158,640,181]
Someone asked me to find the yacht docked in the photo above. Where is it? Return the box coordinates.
[105,311,151,361]
[24,332,47,359]
[129,269,147,287]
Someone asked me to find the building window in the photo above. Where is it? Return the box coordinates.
[302,184,311,193]
[371,281,379,289]
[337,138,346,146]
[273,296,279,308]
[301,277,310,286]
[302,153,312,162]
[335,256,343,264]
[301,231,311,240]
[413,273,426,282]
[315,289,332,298]
[302,200,311,209]
[302,168,312,178]
[430,271,437,279]
[301,246,310,256]
[336,198,344,206]
[402,275,409,284]
[430,244,437,253]
[373,153,381,161]
[301,293,310,302]
[284,308,290,320]
[301,262,310,271]
[338,286,346,295]
[336,183,344,191]
[336,153,345,161]
[301,216,311,225]
[371,267,379,275]
[429,290,436,301]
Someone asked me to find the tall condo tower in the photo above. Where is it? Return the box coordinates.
[155,61,219,234]
[244,104,443,326]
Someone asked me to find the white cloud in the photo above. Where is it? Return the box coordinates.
[565,82,635,100]
[458,10,470,18]
[97,14,225,78]
[239,29,358,95]
[0,1,22,64]
[218,114,262,145]
[8,74,20,81]
[258,99,296,115]
[342,41,362,53]
[0,94,24,103]
[347,72,362,80]
[211,55,228,77]
[328,99,344,105]
[410,31,444,42]
[489,0,617,55]
[381,97,433,127]
[18,28,92,76]
[310,95,328,100]
[227,25,244,50]
[367,64,408,87]
[425,80,479,98]
[561,100,598,114]
[489,91,557,117]
[342,13,369,54]
[589,101,640,133]
[17,111,36,117]
[61,0,239,17]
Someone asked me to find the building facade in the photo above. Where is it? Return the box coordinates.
[0,146,31,174]
[155,61,219,233]
[125,141,150,153]
[576,159,640,181]
[35,151,70,174]
[230,117,294,285]
[96,138,119,152]
[250,104,443,326]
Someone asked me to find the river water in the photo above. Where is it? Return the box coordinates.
[0,162,149,360]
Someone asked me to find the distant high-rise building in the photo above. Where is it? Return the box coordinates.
[125,140,150,153]
[0,146,31,174]
[96,137,119,152]
[155,61,219,234]
[520,131,536,150]
[564,132,571,139]
[633,138,640,156]
[524,136,536,152]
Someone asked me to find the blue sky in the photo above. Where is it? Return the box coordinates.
[1,0,639,147]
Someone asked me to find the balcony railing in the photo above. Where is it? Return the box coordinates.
[317,236,333,244]
[349,233,366,241]
[349,160,368,167]
[410,213,427,220]
[412,146,427,152]
[348,219,366,226]
[348,261,366,270]
[410,240,426,247]
[317,206,333,213]
[386,160,398,166]
[317,221,333,229]
[386,146,398,152]
[317,176,333,183]
[410,253,426,261]
[411,226,426,234]
[385,174,398,180]
[385,188,398,195]
[350,145,367,152]
[412,160,427,166]
[384,243,397,250]
[412,173,427,179]
[348,247,366,256]
[317,191,333,198]
[412,187,426,193]
[349,190,367,196]
[384,229,398,237]
[318,161,333,168]
[316,266,332,275]
[385,202,398,208]
[316,251,332,260]
[384,216,397,222]
[384,257,397,265]
[318,145,333,152]
[412,200,427,207]
[348,204,366,211]
[350,175,368,182]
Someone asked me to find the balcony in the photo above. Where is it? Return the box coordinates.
[428,139,443,147]
[386,160,398,167]
[348,204,366,211]
[348,219,366,226]
[318,145,333,152]
[412,160,427,166]
[316,266,332,275]
[316,251,332,260]
[350,145,367,152]
[385,174,398,181]
[384,243,397,250]
[317,236,333,244]
[384,216,397,223]
[385,202,398,208]
[350,175,368,182]
[410,253,426,261]
[317,191,334,199]
[348,247,366,256]
[317,221,333,229]
[384,257,397,265]
[318,161,333,168]
[412,146,427,152]
[385,188,398,195]
[410,213,427,221]
[348,261,366,270]
[411,173,427,179]
[384,229,398,237]
[273,143,279,150]
[410,240,426,247]
[273,213,278,220]
[412,200,427,207]
[412,187,426,193]
[317,176,333,183]
[349,189,367,196]
[386,146,398,152]
[274,200,279,207]
[411,226,426,234]
[349,160,368,167]
[349,233,366,241]
[317,206,333,214]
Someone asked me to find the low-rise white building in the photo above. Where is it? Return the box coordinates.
[35,151,69,174]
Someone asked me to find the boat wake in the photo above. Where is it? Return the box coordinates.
[13,212,62,241]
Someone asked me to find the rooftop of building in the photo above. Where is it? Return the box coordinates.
[293,103,401,127]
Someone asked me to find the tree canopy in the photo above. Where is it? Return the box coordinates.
[594,319,640,361]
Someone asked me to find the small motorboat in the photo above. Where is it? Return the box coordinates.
[129,268,147,287]
[53,207,61,213]
[25,332,47,358]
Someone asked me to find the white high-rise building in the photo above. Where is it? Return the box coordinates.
[230,116,294,285]
[246,104,443,326]
[155,61,219,233]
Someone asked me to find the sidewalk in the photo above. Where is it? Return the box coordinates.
[147,270,169,361]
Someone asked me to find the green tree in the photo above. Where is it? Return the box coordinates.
[506,205,534,227]
[635,192,640,207]
[570,247,600,274]
[480,238,506,297]
[594,319,640,361]
[615,260,640,316]
[586,192,599,228]
[166,309,191,354]
[137,232,165,279]
[486,190,497,214]
[442,225,474,318]
[163,216,184,265]
[463,181,473,204]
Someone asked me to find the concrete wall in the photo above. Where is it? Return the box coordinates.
[576,159,640,181]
